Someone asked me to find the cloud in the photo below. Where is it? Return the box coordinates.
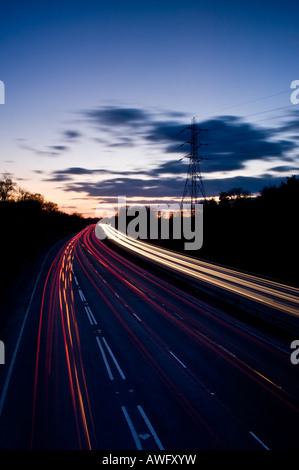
[43,167,102,182]
[19,131,77,159]
[54,167,104,176]
[63,130,82,140]
[42,105,298,201]
[62,177,182,198]
[21,145,61,157]
[80,105,297,175]
[18,130,80,160]
[48,166,152,180]
[146,121,186,145]
[43,174,73,182]
[147,159,187,177]
[80,105,189,149]
[147,116,297,174]
[21,144,68,158]
[269,165,299,173]
[48,145,69,152]
[276,109,299,142]
[83,106,150,127]
[57,172,294,201]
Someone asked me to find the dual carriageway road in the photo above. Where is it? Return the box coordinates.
[0,224,298,450]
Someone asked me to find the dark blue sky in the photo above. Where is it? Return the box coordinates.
[1,0,299,215]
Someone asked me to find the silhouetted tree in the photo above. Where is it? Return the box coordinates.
[148,176,299,286]
[0,176,89,294]
[0,173,16,202]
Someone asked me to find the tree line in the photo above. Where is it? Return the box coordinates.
[1,172,298,294]
[0,173,97,295]
[153,175,299,286]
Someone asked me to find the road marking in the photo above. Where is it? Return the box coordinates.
[217,343,236,358]
[78,289,86,302]
[168,350,187,369]
[137,405,164,450]
[84,306,97,325]
[121,406,142,450]
[249,431,270,450]
[96,336,114,380]
[133,313,142,322]
[139,433,150,440]
[102,337,126,380]
[114,292,120,299]
[172,311,183,320]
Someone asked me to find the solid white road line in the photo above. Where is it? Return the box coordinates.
[249,431,270,450]
[121,406,143,450]
[133,313,142,322]
[84,306,97,325]
[102,337,126,380]
[96,336,114,380]
[168,350,187,369]
[137,405,164,450]
[78,289,86,302]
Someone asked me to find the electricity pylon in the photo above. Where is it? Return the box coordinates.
[180,117,207,209]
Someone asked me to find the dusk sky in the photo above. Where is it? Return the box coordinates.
[1,0,299,216]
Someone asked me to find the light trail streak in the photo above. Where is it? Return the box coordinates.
[4,224,298,450]
[94,236,289,356]
[74,230,226,448]
[99,224,299,318]
[29,225,298,449]
[78,226,299,439]
[31,232,96,449]
[84,225,298,409]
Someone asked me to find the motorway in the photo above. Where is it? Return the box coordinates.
[0,224,298,450]
[99,224,299,321]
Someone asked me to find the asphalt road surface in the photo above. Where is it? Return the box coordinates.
[0,225,298,450]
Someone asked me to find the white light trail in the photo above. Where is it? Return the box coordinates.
[98,224,299,318]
